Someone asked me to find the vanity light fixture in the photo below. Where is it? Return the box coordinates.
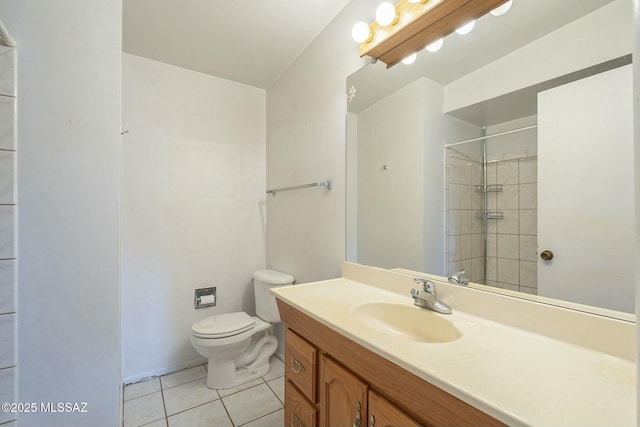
[425,37,443,52]
[490,0,513,16]
[401,52,417,64]
[352,21,373,43]
[353,0,511,68]
[376,2,400,27]
[455,20,476,35]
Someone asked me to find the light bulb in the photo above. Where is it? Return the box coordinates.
[401,53,417,65]
[376,2,398,26]
[352,22,372,43]
[455,20,475,35]
[426,38,443,52]
[490,0,513,16]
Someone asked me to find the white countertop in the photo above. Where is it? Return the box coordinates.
[272,275,636,427]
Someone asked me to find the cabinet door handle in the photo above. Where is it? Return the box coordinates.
[291,413,304,427]
[369,415,375,427]
[353,401,362,427]
[290,357,305,374]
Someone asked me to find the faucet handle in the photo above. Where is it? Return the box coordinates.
[414,277,435,293]
[448,269,469,286]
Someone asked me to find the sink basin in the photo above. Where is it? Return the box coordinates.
[350,302,462,343]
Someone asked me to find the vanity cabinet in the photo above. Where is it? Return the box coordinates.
[368,390,422,427]
[278,299,506,427]
[320,356,421,427]
[319,356,367,427]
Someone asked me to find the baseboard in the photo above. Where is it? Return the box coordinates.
[123,356,207,385]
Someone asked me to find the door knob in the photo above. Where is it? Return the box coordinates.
[540,250,554,261]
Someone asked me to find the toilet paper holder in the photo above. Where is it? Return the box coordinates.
[194,287,216,309]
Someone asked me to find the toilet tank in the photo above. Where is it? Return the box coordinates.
[253,269,295,322]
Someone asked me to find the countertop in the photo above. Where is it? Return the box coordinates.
[272,272,635,427]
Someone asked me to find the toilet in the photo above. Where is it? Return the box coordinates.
[190,269,294,390]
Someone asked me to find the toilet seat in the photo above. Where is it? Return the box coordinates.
[192,312,256,339]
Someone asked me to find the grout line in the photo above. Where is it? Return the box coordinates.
[264,378,285,405]
[219,395,236,427]
[237,408,284,427]
[160,374,207,392]
[139,416,167,427]
[123,377,161,401]
[159,381,168,426]
[164,399,221,421]
[159,365,207,391]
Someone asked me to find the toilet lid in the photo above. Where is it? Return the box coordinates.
[192,312,256,338]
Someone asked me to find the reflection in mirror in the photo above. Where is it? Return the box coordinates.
[346,0,634,315]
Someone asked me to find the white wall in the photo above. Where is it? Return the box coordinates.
[0,1,122,426]
[445,0,632,112]
[346,112,358,262]
[265,0,370,284]
[421,79,448,274]
[356,79,425,271]
[485,116,537,162]
[121,54,266,382]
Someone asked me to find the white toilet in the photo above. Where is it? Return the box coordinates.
[190,269,294,390]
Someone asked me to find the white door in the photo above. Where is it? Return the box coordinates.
[537,65,634,313]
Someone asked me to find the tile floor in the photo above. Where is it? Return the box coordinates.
[123,357,284,427]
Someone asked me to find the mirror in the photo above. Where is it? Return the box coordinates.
[346,0,635,316]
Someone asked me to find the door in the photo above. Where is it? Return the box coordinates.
[537,64,634,312]
[320,356,368,427]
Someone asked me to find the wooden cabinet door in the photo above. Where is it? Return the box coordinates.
[320,355,368,427]
[368,390,422,427]
[285,328,317,403]
[285,380,317,427]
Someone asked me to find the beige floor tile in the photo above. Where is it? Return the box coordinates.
[222,383,282,426]
[161,365,207,389]
[124,377,161,401]
[240,409,284,427]
[163,378,220,416]
[262,357,284,382]
[141,419,167,427]
[217,378,264,398]
[266,377,284,404]
[167,400,232,427]
[123,392,165,427]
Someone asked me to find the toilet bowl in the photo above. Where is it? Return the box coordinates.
[190,269,294,389]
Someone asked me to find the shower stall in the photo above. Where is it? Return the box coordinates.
[444,123,538,295]
[442,63,634,314]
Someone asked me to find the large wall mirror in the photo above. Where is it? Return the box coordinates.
[346,0,635,316]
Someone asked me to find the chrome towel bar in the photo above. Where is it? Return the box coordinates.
[266,180,332,196]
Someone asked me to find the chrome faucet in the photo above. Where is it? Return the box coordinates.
[448,269,469,287]
[411,278,451,315]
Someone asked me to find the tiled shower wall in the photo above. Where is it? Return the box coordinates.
[446,148,538,294]
[445,148,485,283]
[485,152,538,294]
[0,45,16,425]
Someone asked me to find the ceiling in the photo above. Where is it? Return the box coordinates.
[122,0,352,89]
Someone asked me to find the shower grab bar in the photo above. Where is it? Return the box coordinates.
[266,180,332,196]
